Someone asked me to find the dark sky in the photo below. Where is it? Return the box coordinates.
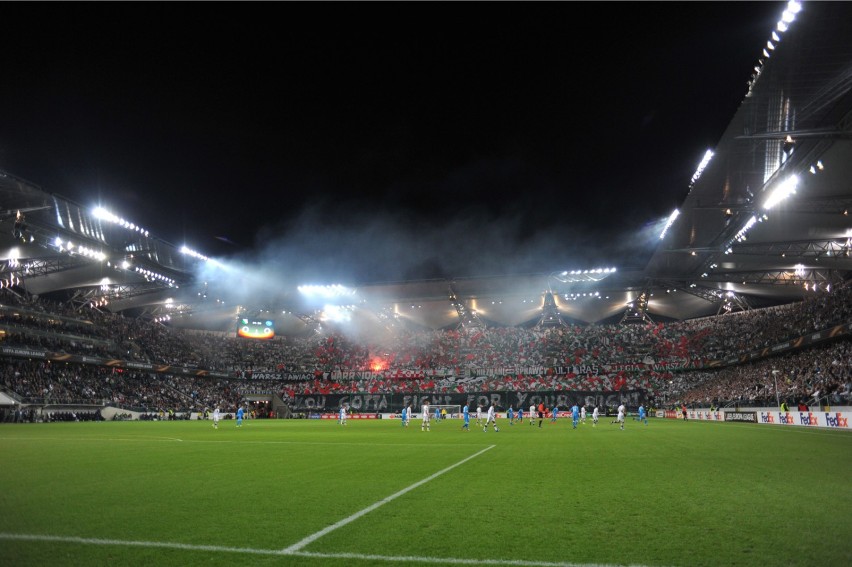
[0,2,786,285]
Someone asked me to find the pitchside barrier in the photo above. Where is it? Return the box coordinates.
[655,407,851,430]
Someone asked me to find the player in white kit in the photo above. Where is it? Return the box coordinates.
[483,401,499,432]
[421,400,431,432]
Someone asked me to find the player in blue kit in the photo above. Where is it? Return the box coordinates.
[638,404,648,425]
[571,404,580,429]
[507,406,514,425]
[401,405,408,427]
[462,403,470,431]
[517,406,524,424]
[236,406,244,428]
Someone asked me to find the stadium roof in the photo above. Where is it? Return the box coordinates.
[0,1,850,333]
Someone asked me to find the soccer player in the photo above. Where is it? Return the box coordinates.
[638,404,648,425]
[212,406,220,429]
[339,405,347,426]
[476,403,483,427]
[538,401,545,428]
[435,405,441,423]
[507,405,514,425]
[529,403,536,426]
[401,405,408,427]
[483,401,499,432]
[462,403,470,431]
[236,405,244,428]
[571,403,580,429]
[406,404,412,427]
[616,403,626,430]
[550,405,559,423]
[592,405,599,427]
[517,406,524,424]
[580,404,587,424]
[421,400,431,432]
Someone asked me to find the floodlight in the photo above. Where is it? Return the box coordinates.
[659,209,680,239]
[763,175,799,209]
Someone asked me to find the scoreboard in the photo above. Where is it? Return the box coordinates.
[237,318,275,340]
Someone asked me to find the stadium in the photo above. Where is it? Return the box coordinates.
[1,2,851,566]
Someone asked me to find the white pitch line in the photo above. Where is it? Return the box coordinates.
[0,533,277,556]
[283,444,496,553]
[0,533,649,567]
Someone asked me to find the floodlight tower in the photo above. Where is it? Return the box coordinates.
[620,287,654,324]
[536,291,566,328]
[448,283,485,330]
[718,291,751,315]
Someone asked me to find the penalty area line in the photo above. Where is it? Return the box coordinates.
[282,444,496,553]
[0,533,644,567]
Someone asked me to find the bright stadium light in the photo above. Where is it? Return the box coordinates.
[552,267,616,283]
[659,209,680,239]
[298,284,356,298]
[180,245,224,268]
[689,150,714,187]
[92,206,149,235]
[320,304,353,323]
[734,215,758,242]
[763,175,799,210]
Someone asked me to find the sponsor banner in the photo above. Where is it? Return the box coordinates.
[0,347,231,379]
[725,411,757,423]
[1,346,46,358]
[292,390,648,413]
[741,322,851,364]
[758,411,850,428]
[688,410,724,421]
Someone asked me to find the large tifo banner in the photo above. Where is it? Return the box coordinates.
[291,390,647,413]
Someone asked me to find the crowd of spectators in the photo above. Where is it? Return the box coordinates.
[658,340,852,408]
[0,284,850,413]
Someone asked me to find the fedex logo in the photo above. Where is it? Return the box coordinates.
[825,413,849,428]
[799,412,818,426]
[760,412,775,423]
[778,412,796,425]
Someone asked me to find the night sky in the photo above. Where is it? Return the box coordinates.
[0,2,786,285]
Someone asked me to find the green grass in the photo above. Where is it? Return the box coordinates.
[1,417,850,567]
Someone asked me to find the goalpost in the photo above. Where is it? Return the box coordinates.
[430,405,462,419]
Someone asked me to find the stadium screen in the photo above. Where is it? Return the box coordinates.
[237,318,275,340]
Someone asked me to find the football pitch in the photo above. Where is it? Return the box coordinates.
[1,417,850,567]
